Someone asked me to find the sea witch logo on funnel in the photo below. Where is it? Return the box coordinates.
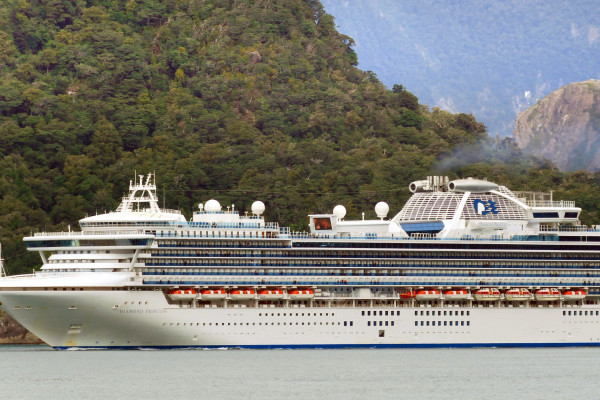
[473,199,498,215]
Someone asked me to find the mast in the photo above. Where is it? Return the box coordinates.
[0,243,6,278]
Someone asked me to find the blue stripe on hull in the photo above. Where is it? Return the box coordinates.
[53,342,600,350]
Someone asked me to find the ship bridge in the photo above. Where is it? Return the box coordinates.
[79,173,186,231]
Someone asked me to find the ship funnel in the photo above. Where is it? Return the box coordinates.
[448,178,499,193]
[409,180,430,193]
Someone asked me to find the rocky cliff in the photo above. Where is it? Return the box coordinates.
[0,312,43,344]
[514,79,600,171]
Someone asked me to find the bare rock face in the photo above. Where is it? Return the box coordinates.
[0,311,43,344]
[514,79,600,171]
[248,51,262,64]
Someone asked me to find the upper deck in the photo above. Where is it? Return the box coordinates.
[23,174,592,249]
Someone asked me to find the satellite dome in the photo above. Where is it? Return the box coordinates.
[204,199,221,212]
[251,201,265,216]
[374,202,389,219]
[333,205,346,220]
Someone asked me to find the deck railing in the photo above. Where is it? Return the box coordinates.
[524,200,576,207]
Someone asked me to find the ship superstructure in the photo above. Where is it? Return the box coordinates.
[1,174,600,349]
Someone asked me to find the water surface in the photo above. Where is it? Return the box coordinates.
[1,345,598,399]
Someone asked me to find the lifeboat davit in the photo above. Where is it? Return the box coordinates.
[400,290,416,299]
[230,289,256,300]
[168,289,197,301]
[258,289,285,300]
[415,290,440,301]
[505,288,531,301]
[201,288,227,300]
[443,289,469,301]
[563,290,586,301]
[289,289,315,300]
[474,288,501,301]
[535,288,561,301]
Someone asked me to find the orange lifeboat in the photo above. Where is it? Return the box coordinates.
[443,289,469,301]
[201,288,227,300]
[230,289,256,300]
[535,288,561,301]
[563,289,586,301]
[289,289,315,300]
[168,288,197,301]
[474,288,501,301]
[400,290,416,299]
[258,289,285,300]
[415,290,440,301]
[505,288,531,301]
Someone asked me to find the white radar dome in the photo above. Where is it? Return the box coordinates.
[375,202,389,219]
[251,201,265,216]
[204,199,221,212]
[333,205,347,220]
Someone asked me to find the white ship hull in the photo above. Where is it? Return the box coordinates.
[2,289,600,349]
[3,174,600,349]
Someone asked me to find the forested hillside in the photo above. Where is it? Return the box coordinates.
[0,0,598,275]
[322,0,600,136]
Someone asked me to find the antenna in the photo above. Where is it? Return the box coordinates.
[0,243,6,277]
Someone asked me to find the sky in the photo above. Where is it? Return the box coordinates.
[321,0,600,137]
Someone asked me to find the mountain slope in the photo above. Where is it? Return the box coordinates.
[321,0,600,136]
[0,0,586,275]
[514,79,600,172]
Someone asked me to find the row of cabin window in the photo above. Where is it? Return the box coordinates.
[563,310,600,316]
[416,310,470,316]
[142,266,600,276]
[143,279,600,289]
[368,321,395,327]
[258,312,334,317]
[362,310,398,316]
[416,321,470,327]
[291,242,600,252]
[148,250,600,263]
[162,321,353,327]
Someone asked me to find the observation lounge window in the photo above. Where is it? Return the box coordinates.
[400,221,444,235]
[533,212,559,218]
[313,218,332,231]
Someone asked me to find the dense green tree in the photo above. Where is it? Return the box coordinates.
[0,0,598,275]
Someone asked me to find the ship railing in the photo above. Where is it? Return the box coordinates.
[81,221,280,230]
[524,200,576,207]
[319,292,402,299]
[192,212,264,220]
[116,201,183,215]
[141,277,600,287]
[81,221,181,228]
[283,232,573,241]
[0,273,37,279]
[32,230,147,237]
[540,225,600,232]
[161,208,183,215]
[0,271,83,279]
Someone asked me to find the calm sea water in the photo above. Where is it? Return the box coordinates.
[0,345,598,400]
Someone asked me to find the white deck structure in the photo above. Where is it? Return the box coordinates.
[1,174,599,349]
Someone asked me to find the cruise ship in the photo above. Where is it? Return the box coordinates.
[1,173,600,349]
